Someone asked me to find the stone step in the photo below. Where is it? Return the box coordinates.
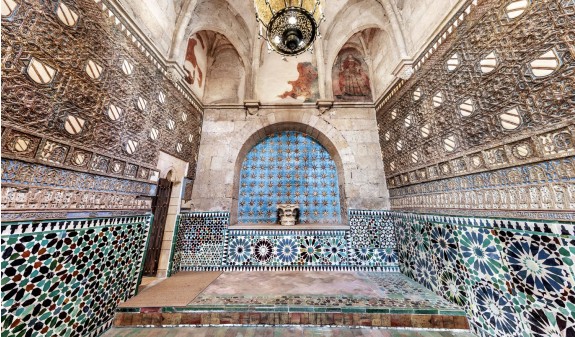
[113,308,469,330]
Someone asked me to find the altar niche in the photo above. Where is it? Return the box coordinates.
[237,131,342,225]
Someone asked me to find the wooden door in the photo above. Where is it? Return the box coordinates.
[143,178,173,276]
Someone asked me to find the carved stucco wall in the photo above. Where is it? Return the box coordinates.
[1,0,203,221]
[189,107,389,220]
[378,0,575,220]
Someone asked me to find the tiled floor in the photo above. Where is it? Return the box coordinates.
[102,327,477,337]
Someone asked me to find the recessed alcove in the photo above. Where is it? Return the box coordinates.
[230,122,349,229]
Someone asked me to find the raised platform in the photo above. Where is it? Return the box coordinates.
[114,271,470,330]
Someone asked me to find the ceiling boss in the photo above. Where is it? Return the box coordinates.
[254,0,325,56]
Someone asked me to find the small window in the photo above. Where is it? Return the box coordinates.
[433,92,444,108]
[27,58,56,84]
[411,151,419,163]
[136,97,147,112]
[125,140,138,155]
[176,143,183,153]
[182,113,188,122]
[459,98,474,117]
[167,119,175,130]
[499,108,522,130]
[443,135,457,152]
[413,88,422,101]
[188,134,193,143]
[404,114,412,128]
[122,59,134,75]
[85,60,103,80]
[396,140,403,151]
[391,109,397,119]
[529,49,560,78]
[107,104,122,121]
[505,0,529,20]
[446,53,460,71]
[150,128,159,140]
[64,115,85,135]
[384,131,391,141]
[480,51,498,74]
[158,91,166,104]
[420,124,430,138]
[56,2,79,27]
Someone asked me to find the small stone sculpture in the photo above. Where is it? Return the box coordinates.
[277,204,300,226]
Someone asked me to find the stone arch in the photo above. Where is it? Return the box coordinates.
[229,112,358,225]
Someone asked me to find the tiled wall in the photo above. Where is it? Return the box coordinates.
[170,210,398,273]
[238,131,341,225]
[393,212,575,337]
[1,215,151,337]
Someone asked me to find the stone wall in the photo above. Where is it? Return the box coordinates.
[394,211,575,337]
[189,106,389,216]
[1,215,151,337]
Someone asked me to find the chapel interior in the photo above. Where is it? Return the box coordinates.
[1,0,574,337]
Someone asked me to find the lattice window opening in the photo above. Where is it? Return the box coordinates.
[56,1,79,27]
[504,0,530,20]
[106,104,123,121]
[181,112,188,122]
[26,58,57,85]
[404,114,414,128]
[166,119,176,130]
[420,124,431,138]
[2,0,19,17]
[125,139,138,155]
[458,98,475,117]
[499,107,523,131]
[443,135,458,153]
[413,88,422,101]
[63,114,86,135]
[176,143,183,153]
[85,60,103,80]
[479,51,498,74]
[136,96,147,112]
[150,128,159,140]
[528,49,561,78]
[158,91,166,104]
[121,59,135,75]
[432,91,444,108]
[446,52,461,71]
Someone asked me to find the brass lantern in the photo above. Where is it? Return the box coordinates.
[254,0,325,56]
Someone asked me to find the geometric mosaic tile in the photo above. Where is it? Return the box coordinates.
[170,210,399,273]
[393,211,575,337]
[1,215,151,337]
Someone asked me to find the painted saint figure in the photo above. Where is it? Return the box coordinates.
[339,54,371,97]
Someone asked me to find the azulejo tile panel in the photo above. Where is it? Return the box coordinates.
[237,131,341,225]
[1,215,151,337]
[393,211,575,337]
[170,210,399,273]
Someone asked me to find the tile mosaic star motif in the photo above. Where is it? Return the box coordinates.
[394,212,575,337]
[237,131,341,225]
[1,216,150,337]
[171,211,399,272]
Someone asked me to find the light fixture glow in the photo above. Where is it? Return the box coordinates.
[254,0,325,56]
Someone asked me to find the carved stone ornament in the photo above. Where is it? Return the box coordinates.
[244,100,261,116]
[392,59,414,80]
[316,99,334,115]
[277,203,300,226]
[166,66,182,84]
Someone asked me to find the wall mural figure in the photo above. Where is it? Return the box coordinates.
[183,37,204,87]
[279,62,319,102]
[333,51,372,102]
